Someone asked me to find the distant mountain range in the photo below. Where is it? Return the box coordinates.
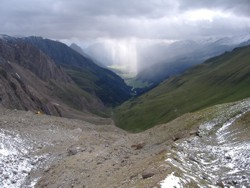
[115,44,250,131]
[0,35,132,119]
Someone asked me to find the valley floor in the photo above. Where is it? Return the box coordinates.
[0,98,250,188]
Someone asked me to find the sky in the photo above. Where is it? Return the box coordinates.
[1,0,250,40]
[1,0,250,73]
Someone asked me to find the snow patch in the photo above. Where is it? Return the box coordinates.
[0,129,46,188]
[161,172,183,188]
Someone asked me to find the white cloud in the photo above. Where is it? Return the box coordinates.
[183,9,230,22]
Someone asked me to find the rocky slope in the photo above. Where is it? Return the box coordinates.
[0,98,249,188]
[23,36,132,106]
[0,37,104,119]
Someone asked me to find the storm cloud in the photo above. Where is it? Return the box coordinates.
[1,0,250,40]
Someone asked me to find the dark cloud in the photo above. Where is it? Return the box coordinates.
[54,0,176,18]
[0,0,249,40]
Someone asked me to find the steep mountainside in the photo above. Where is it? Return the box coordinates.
[134,36,250,89]
[23,37,131,106]
[0,37,105,119]
[115,44,250,131]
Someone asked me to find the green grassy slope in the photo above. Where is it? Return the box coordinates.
[115,45,250,132]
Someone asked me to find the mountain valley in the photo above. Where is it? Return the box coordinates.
[1,0,250,187]
[23,36,131,107]
[0,34,250,188]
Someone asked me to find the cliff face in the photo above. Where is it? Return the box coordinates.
[0,37,104,118]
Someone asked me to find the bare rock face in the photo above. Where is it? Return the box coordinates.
[0,37,104,118]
